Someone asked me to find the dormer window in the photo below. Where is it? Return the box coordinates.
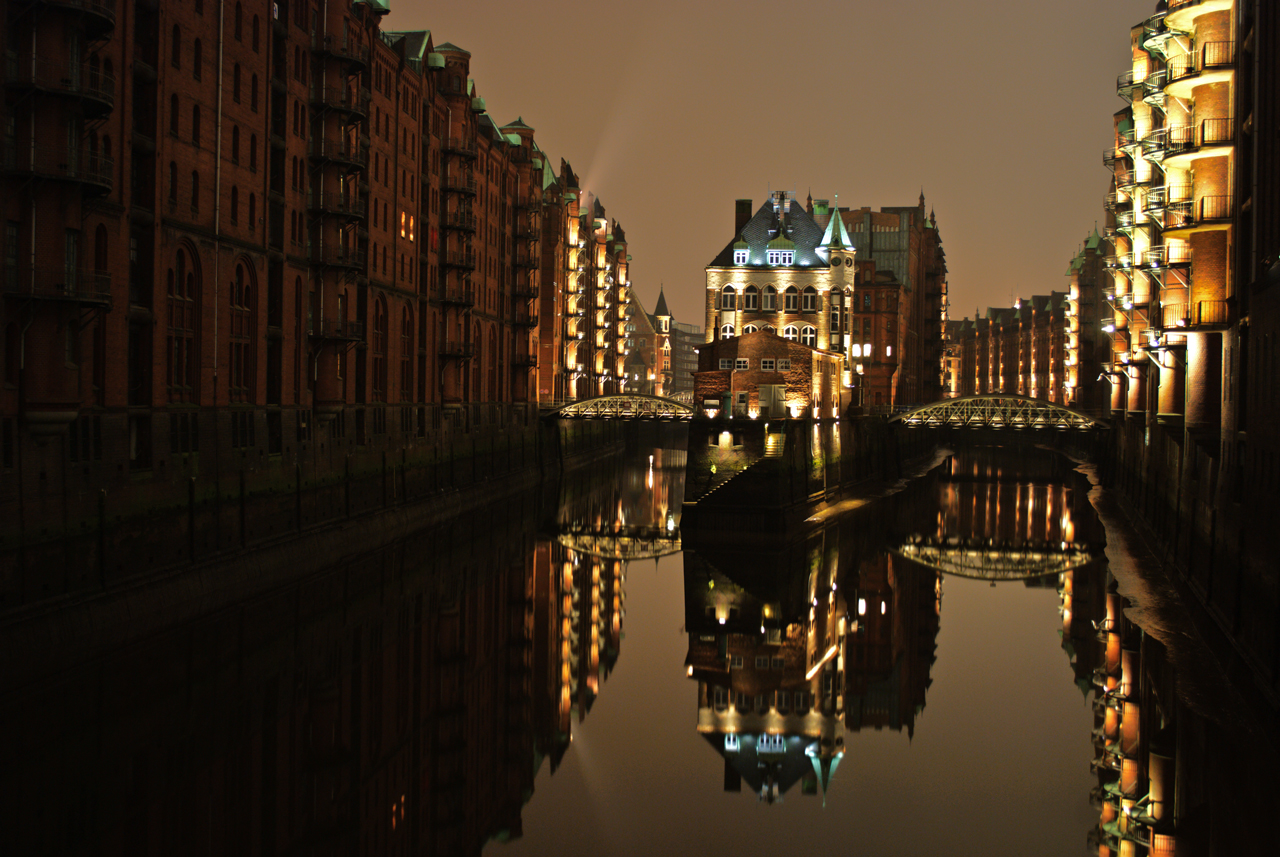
[733,249,749,265]
[767,249,794,266]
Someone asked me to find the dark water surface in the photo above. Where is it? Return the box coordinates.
[3,440,1274,856]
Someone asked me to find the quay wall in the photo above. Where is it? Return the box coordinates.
[0,408,622,620]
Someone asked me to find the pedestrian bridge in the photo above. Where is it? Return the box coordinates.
[890,395,1107,430]
[547,395,694,420]
[557,524,681,561]
[893,535,1101,580]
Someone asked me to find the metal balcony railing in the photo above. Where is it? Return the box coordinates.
[1141,245,1191,268]
[511,353,537,368]
[316,248,366,269]
[443,137,477,158]
[316,33,369,69]
[308,190,366,218]
[311,86,369,117]
[442,173,476,195]
[439,340,475,359]
[441,285,475,306]
[4,54,116,114]
[514,307,538,327]
[513,282,539,300]
[1,141,113,193]
[441,251,475,270]
[1104,253,1134,270]
[309,319,365,340]
[310,137,367,167]
[1116,69,1143,100]
[1,266,112,306]
[1162,300,1228,328]
[1165,119,1233,158]
[32,0,116,34]
[1166,195,1233,229]
[441,211,476,231]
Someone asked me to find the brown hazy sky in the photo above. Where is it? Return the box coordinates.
[391,0,1151,327]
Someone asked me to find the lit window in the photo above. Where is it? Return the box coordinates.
[720,323,734,339]
[886,345,893,357]
[851,344,862,358]
[733,249,748,265]
[783,325,798,341]
[767,250,794,266]
[801,326,816,347]
[400,211,406,238]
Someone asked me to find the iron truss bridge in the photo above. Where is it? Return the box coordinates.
[890,395,1108,430]
[893,535,1101,580]
[548,395,694,420]
[556,524,682,561]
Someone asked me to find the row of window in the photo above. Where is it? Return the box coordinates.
[711,687,812,714]
[721,285,889,311]
[720,284,818,312]
[719,323,816,346]
[718,357,792,371]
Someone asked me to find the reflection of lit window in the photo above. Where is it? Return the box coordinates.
[725,733,740,752]
[399,211,406,237]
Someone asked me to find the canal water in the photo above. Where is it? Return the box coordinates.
[2,433,1275,855]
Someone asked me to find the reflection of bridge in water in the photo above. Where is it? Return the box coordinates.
[556,524,682,561]
[894,535,1100,580]
[891,395,1108,430]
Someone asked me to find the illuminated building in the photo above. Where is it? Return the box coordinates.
[1098,0,1280,695]
[703,191,946,411]
[691,329,846,419]
[0,1,641,582]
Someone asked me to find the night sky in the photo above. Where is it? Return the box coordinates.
[391,0,1152,327]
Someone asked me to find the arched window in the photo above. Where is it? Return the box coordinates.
[802,286,817,312]
[190,171,199,210]
[744,285,758,310]
[250,74,258,111]
[168,161,178,202]
[744,324,758,335]
[863,292,871,309]
[229,186,238,223]
[193,40,202,80]
[783,325,798,341]
[784,287,799,312]
[763,285,776,310]
[400,307,413,401]
[247,194,255,229]
[252,16,260,52]
[231,125,240,163]
[229,262,253,402]
[191,104,200,144]
[167,248,199,402]
[4,322,19,386]
[801,325,817,347]
[94,224,108,274]
[721,286,736,310]
[171,25,181,68]
[720,323,735,340]
[249,135,257,171]
[170,94,179,135]
[233,64,241,102]
[234,3,243,40]
[372,296,387,402]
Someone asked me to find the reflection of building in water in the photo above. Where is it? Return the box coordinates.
[683,521,939,802]
[531,542,624,773]
[1059,561,1280,857]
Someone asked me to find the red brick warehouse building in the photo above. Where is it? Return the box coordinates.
[0,1,647,573]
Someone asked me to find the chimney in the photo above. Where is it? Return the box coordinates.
[735,199,752,235]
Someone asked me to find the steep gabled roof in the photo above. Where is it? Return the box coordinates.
[707,196,828,268]
[653,287,670,317]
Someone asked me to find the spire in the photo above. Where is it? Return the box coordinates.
[653,285,670,317]
[806,188,813,213]
[820,199,855,251]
